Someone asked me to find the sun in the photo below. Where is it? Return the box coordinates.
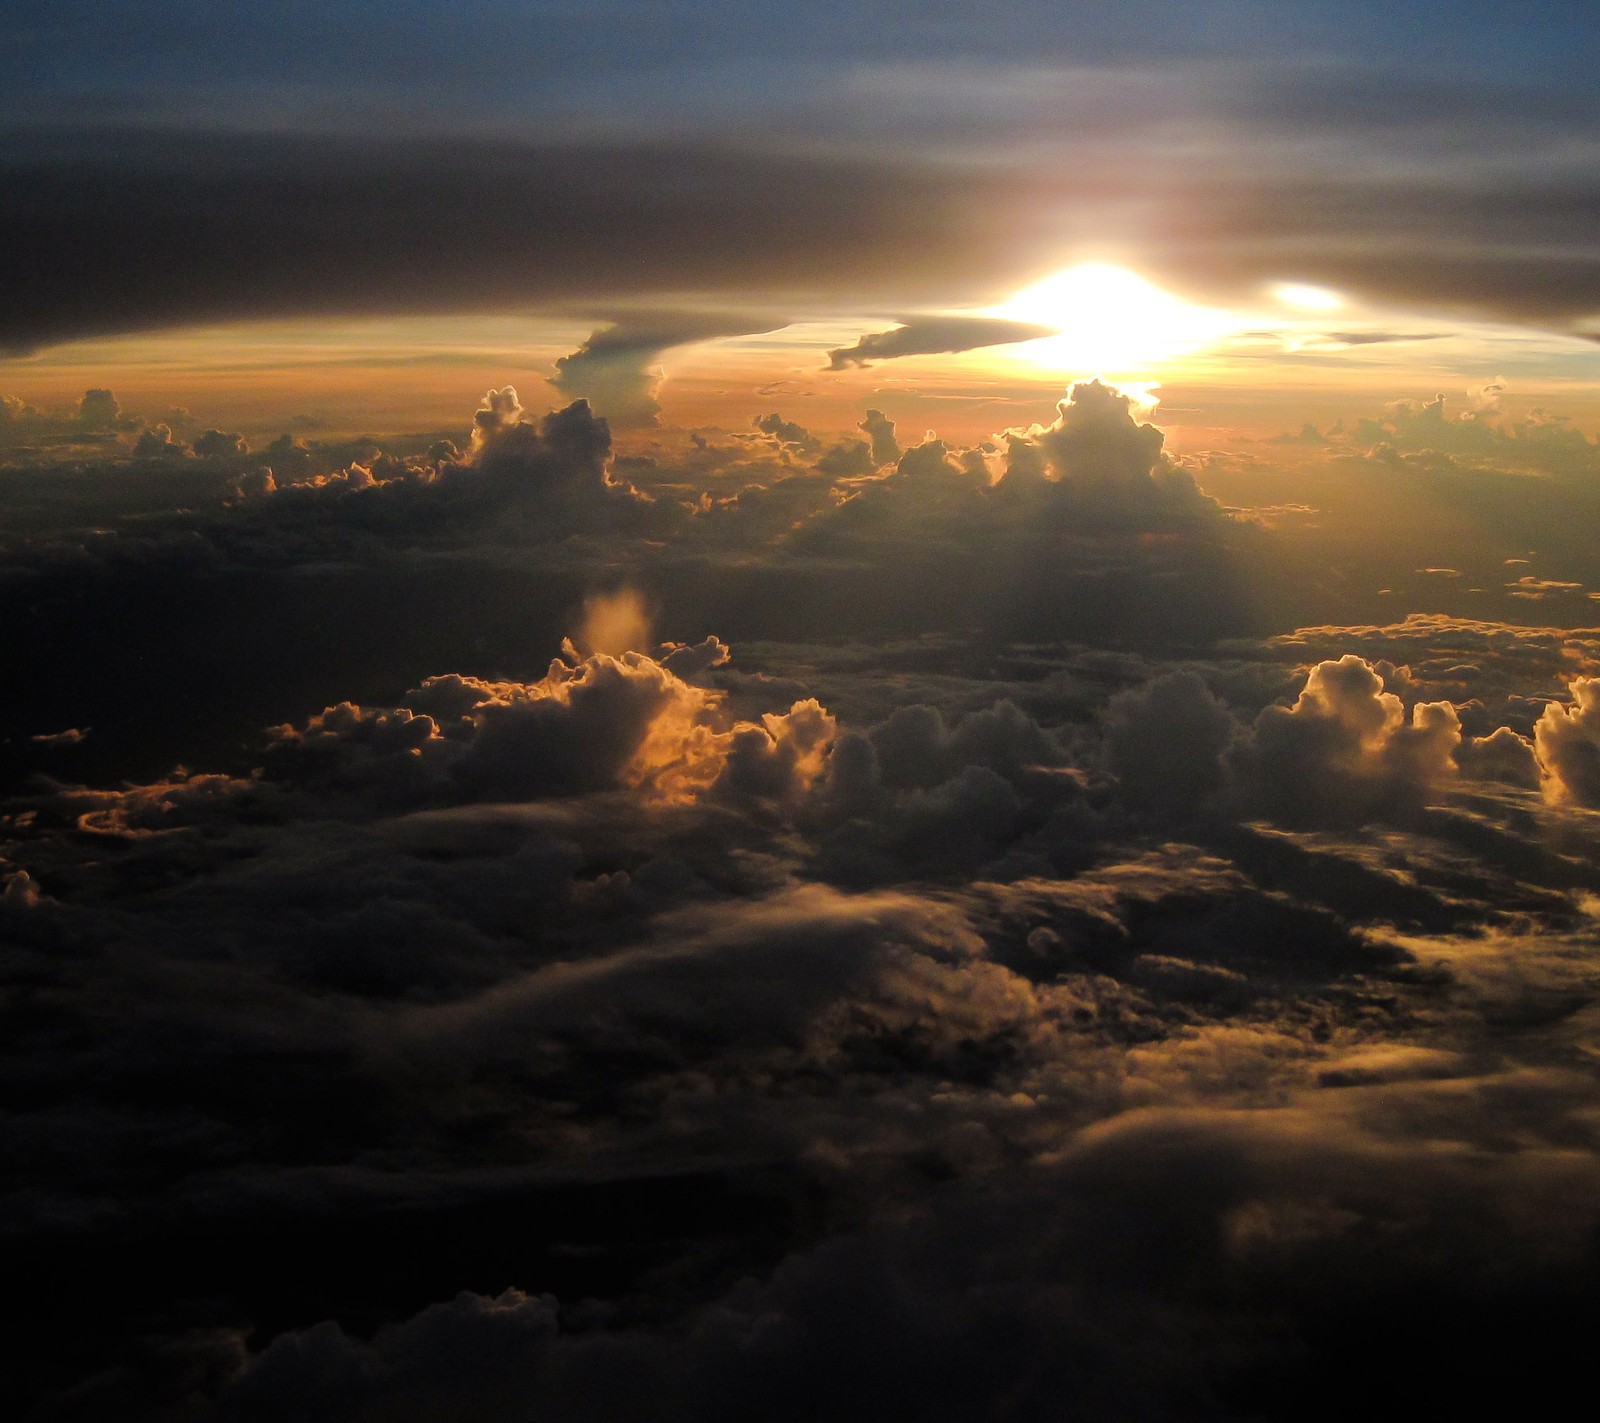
[988,262,1240,375]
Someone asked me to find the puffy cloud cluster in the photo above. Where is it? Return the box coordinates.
[1367,388,1600,476]
[1106,652,1548,826]
[0,386,138,453]
[1030,377,1167,487]
[1535,677,1600,806]
[131,422,186,460]
[752,411,822,456]
[12,615,1600,1420]
[265,639,841,813]
[1240,654,1462,824]
[76,387,127,431]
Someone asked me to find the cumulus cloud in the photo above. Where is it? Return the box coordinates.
[0,392,45,426]
[553,315,778,427]
[192,427,249,459]
[1104,654,1507,827]
[1534,677,1600,806]
[131,422,186,460]
[1238,654,1461,823]
[76,387,124,430]
[1030,377,1168,487]
[1105,671,1238,815]
[1457,724,1541,788]
[859,408,901,466]
[753,411,822,455]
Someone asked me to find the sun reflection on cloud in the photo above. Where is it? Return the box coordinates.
[988,262,1242,376]
[1273,282,1344,311]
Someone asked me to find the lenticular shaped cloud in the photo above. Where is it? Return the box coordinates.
[827,316,1057,368]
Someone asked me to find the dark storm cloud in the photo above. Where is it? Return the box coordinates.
[8,126,1600,351]
[825,316,1056,368]
[0,132,1035,352]
[1169,174,1600,324]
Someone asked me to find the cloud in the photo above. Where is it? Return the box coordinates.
[1030,378,1168,487]
[0,393,45,426]
[1456,724,1541,788]
[859,409,901,466]
[1105,671,1238,816]
[753,412,822,456]
[1323,330,1448,345]
[1104,654,1514,828]
[19,369,1600,1420]
[192,427,249,459]
[1235,654,1462,824]
[826,316,1056,368]
[216,1090,1600,1423]
[28,726,89,748]
[572,588,652,659]
[76,388,125,431]
[12,606,1600,1417]
[553,315,779,427]
[132,422,186,460]
[0,132,1034,352]
[10,125,1600,352]
[1534,677,1600,807]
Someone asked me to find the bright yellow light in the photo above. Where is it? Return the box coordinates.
[989,263,1239,374]
[1273,282,1343,311]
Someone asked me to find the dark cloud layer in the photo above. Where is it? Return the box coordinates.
[7,130,1600,352]
[0,133,1032,352]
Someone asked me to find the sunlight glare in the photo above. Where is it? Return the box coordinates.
[989,263,1239,374]
[1273,282,1343,311]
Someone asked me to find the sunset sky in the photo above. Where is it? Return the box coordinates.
[9,6,1600,1421]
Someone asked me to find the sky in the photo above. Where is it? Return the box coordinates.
[9,5,1600,1421]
